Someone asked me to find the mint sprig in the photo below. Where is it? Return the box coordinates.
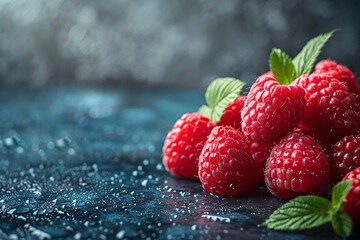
[293,29,338,75]
[268,29,337,85]
[260,196,332,230]
[332,180,352,212]
[269,48,298,85]
[261,181,353,239]
[198,78,245,123]
[332,211,353,238]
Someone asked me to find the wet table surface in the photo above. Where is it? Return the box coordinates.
[0,85,359,240]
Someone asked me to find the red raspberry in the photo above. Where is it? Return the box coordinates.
[217,96,246,131]
[265,132,330,200]
[343,167,360,226]
[162,113,216,180]
[293,74,360,143]
[198,126,256,196]
[294,126,332,156]
[250,140,275,183]
[331,134,360,184]
[315,60,360,100]
[241,75,305,143]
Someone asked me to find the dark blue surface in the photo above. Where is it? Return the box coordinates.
[0,85,358,239]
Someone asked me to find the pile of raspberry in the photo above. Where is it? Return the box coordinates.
[162,60,360,224]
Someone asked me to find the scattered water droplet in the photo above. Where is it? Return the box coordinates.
[8,234,18,240]
[201,215,231,223]
[68,148,75,155]
[16,146,24,154]
[74,232,81,240]
[55,137,72,148]
[141,179,148,187]
[116,230,125,239]
[47,141,55,149]
[28,168,36,178]
[7,208,16,214]
[156,163,163,170]
[4,137,16,147]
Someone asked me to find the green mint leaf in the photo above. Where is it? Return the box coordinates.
[293,29,338,75]
[331,211,352,239]
[269,48,298,85]
[198,105,211,118]
[262,196,332,230]
[332,180,352,212]
[202,77,245,123]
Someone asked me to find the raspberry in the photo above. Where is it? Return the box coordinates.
[217,96,246,131]
[343,167,360,226]
[241,75,305,143]
[331,134,360,184]
[250,140,275,183]
[162,113,216,180]
[265,132,330,200]
[198,126,256,196]
[294,126,332,156]
[315,60,360,100]
[293,74,360,143]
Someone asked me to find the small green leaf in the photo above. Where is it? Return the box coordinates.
[269,48,298,85]
[262,196,332,230]
[202,78,245,123]
[331,211,352,239]
[293,29,338,75]
[198,105,211,118]
[332,181,352,212]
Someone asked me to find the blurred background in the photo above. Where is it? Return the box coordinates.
[0,0,359,89]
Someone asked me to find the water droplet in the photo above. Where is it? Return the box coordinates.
[47,141,55,149]
[4,137,16,147]
[55,137,72,148]
[68,148,75,155]
[74,233,81,240]
[201,215,231,223]
[156,163,163,170]
[92,164,98,172]
[28,168,36,178]
[7,208,16,214]
[16,147,24,154]
[116,230,125,239]
[141,179,148,187]
[8,234,18,240]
